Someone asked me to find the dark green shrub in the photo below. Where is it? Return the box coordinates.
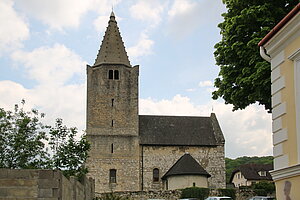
[94,193,131,200]
[254,189,267,196]
[239,186,251,190]
[218,188,236,200]
[253,181,275,195]
[180,187,209,200]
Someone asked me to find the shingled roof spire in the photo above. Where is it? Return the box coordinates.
[94,12,131,67]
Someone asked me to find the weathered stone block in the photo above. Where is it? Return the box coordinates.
[38,188,53,198]
[6,188,37,197]
[38,179,59,189]
[38,170,54,179]
[7,169,38,179]
[0,169,8,179]
[0,179,37,187]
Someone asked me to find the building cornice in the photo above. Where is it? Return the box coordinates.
[270,164,300,181]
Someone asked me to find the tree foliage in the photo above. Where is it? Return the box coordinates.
[253,181,275,195]
[48,118,90,178]
[0,100,48,169]
[213,0,299,111]
[225,156,273,183]
[0,100,90,179]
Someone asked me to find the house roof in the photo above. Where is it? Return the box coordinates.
[161,153,211,180]
[229,163,273,183]
[258,3,300,46]
[139,113,224,146]
[94,11,131,67]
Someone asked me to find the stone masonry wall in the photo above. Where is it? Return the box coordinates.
[0,169,94,200]
[86,65,139,136]
[141,145,226,191]
[96,189,269,200]
[86,136,140,193]
[86,64,140,193]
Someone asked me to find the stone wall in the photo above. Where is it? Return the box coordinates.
[86,65,139,136]
[0,168,94,200]
[96,189,273,200]
[96,190,182,200]
[86,64,141,193]
[141,145,226,190]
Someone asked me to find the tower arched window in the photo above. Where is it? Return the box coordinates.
[108,70,120,80]
[114,70,119,80]
[153,168,159,182]
[108,70,114,79]
[109,169,116,183]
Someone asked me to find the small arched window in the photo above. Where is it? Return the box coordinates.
[109,169,116,183]
[114,70,119,80]
[153,168,159,182]
[108,70,114,79]
[108,70,120,80]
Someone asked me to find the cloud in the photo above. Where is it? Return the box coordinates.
[0,81,30,110]
[93,15,123,33]
[11,44,85,86]
[127,32,154,61]
[140,95,207,116]
[199,80,213,87]
[29,83,86,131]
[15,0,122,30]
[140,94,272,158]
[15,0,90,30]
[0,0,29,53]
[93,16,109,33]
[0,80,86,132]
[127,0,168,62]
[129,0,164,28]
[0,44,87,132]
[186,88,196,92]
[166,0,225,39]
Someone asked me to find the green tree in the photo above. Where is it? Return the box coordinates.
[253,181,275,195]
[48,118,90,179]
[0,100,48,169]
[213,0,298,111]
[0,100,90,179]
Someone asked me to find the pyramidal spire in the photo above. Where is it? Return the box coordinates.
[94,12,131,67]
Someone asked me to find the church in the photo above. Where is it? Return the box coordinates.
[85,12,226,193]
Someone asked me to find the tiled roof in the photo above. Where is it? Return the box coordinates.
[94,11,131,67]
[139,113,224,146]
[161,153,211,179]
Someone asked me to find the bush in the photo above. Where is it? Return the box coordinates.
[253,189,267,196]
[252,181,275,195]
[218,188,236,200]
[181,187,209,200]
[94,193,131,200]
[239,186,251,190]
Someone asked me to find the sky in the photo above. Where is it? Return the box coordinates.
[0,0,272,158]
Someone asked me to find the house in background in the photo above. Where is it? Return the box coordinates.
[259,3,300,200]
[230,164,273,187]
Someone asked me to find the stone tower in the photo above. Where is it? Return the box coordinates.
[85,12,140,193]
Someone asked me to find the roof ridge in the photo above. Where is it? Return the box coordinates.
[139,114,210,118]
